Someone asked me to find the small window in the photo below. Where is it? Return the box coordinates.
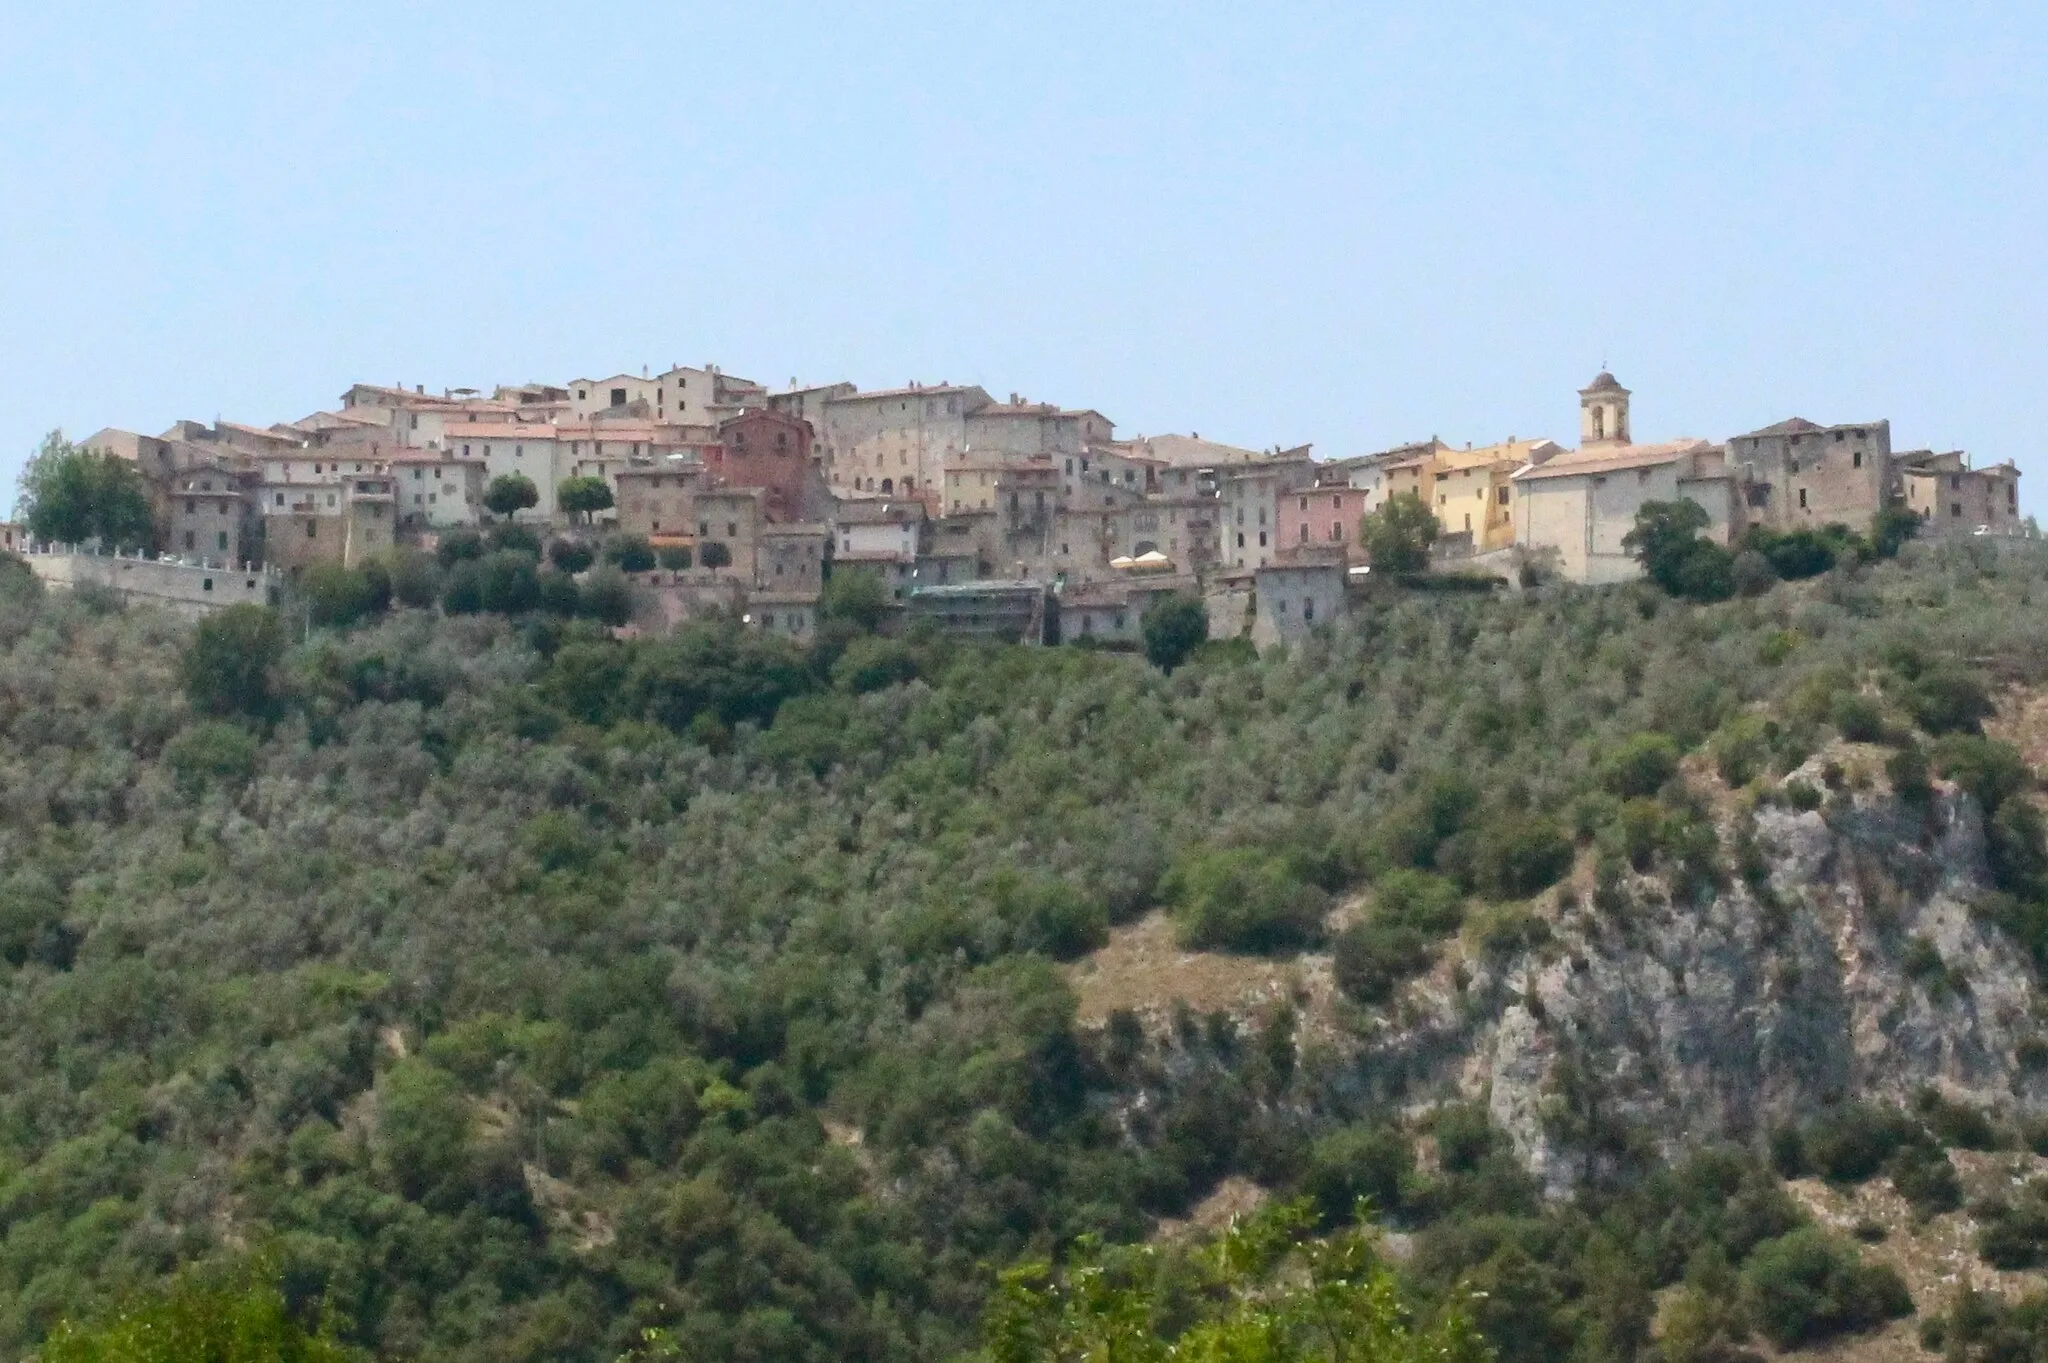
[1303,597,1314,621]
[1798,488,1808,508]
[202,578,213,592]
[1853,450,1862,468]
[306,522,317,538]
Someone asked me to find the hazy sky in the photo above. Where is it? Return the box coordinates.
[4,2,2043,509]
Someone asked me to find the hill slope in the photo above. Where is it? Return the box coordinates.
[6,545,2048,1360]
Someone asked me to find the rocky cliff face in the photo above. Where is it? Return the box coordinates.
[1452,763,2045,1194]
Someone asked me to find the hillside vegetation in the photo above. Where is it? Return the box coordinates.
[8,541,2048,1361]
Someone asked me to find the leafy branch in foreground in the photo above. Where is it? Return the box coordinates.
[982,1198,1489,1363]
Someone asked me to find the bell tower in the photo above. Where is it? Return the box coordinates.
[1579,371,1631,447]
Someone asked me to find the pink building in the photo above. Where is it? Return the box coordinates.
[1278,485,1367,563]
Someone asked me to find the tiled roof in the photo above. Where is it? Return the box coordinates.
[1512,439,1714,482]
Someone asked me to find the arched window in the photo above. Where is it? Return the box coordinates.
[1591,408,1605,440]
[881,478,894,494]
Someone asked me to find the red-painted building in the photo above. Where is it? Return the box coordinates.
[706,410,813,522]
[1278,484,1367,563]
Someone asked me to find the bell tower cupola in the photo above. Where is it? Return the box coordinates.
[1579,371,1631,447]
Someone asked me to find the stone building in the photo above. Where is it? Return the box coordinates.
[1896,452,2025,536]
[1251,558,1346,649]
[165,463,256,564]
[1726,417,1891,531]
[1218,451,1316,572]
[1510,374,1739,585]
[613,464,705,541]
[262,471,396,571]
[390,452,487,530]
[817,383,992,504]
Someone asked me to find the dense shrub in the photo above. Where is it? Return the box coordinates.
[548,538,595,574]
[1165,848,1329,953]
[1602,733,1681,799]
[1909,666,1995,735]
[1740,1228,1912,1347]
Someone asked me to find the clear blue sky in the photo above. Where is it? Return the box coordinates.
[4,2,2043,511]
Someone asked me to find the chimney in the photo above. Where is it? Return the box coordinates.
[417,384,425,394]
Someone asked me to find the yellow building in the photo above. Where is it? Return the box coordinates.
[1378,439,1559,552]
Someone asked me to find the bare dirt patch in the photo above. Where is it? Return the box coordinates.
[1151,1176,1270,1242]
[1065,912,1332,1031]
[1987,688,2048,774]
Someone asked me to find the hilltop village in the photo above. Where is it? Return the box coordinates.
[42,364,2029,642]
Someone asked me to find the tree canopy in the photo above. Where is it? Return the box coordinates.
[1360,492,1438,575]
[16,432,156,550]
[1141,592,1208,672]
[558,476,615,525]
[483,473,541,519]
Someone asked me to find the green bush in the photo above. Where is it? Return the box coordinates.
[182,604,286,720]
[1800,1103,1927,1183]
[163,721,259,793]
[1602,733,1681,799]
[1165,848,1329,953]
[1710,714,1773,787]
[1829,690,1887,743]
[1301,1124,1413,1225]
[548,538,595,574]
[1469,814,1574,900]
[1739,1228,1913,1348]
[603,535,657,574]
[435,526,485,566]
[1909,667,1994,736]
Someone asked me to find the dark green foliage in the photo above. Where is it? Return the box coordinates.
[1909,666,1995,735]
[1360,491,1439,573]
[1886,1141,1963,1219]
[831,635,918,693]
[699,539,733,574]
[548,538,595,573]
[487,521,542,556]
[656,544,692,571]
[1830,689,1887,742]
[603,535,657,573]
[556,475,614,524]
[1165,848,1329,953]
[1301,1124,1413,1224]
[182,604,286,719]
[435,526,485,566]
[536,569,581,617]
[1739,1228,1912,1348]
[1333,870,1462,1003]
[1140,592,1207,673]
[386,548,439,608]
[440,557,484,613]
[482,472,540,519]
[1745,525,1869,582]
[17,432,156,551]
[818,567,890,632]
[477,549,541,614]
[163,720,259,793]
[1624,500,1733,603]
[1794,1102,1930,1183]
[1887,742,1932,801]
[578,566,633,625]
[299,564,387,629]
[1978,1189,2048,1269]
[1872,504,1922,559]
[1601,732,1681,799]
[1469,814,1574,899]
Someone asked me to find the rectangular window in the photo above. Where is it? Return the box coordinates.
[1853,451,1863,468]
[1798,488,1808,508]
[217,532,228,551]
